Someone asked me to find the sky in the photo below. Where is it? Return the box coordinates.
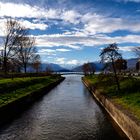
[0,0,140,68]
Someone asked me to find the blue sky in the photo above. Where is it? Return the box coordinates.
[0,0,140,68]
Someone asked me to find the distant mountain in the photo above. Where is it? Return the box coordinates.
[27,58,139,73]
[41,63,70,72]
[72,62,104,72]
[26,63,70,72]
[72,58,139,72]
[126,58,139,69]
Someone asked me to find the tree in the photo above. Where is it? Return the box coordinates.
[82,62,95,75]
[0,19,28,74]
[100,43,122,91]
[32,55,41,73]
[136,61,140,71]
[133,47,140,72]
[115,58,127,72]
[45,64,53,74]
[17,37,40,73]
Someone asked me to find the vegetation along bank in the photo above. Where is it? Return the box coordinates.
[82,74,140,140]
[0,75,65,125]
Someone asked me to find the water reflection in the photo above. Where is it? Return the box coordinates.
[0,75,122,140]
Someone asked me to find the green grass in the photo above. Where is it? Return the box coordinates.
[0,75,62,107]
[84,74,140,120]
[0,76,61,94]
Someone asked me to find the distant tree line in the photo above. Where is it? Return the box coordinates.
[0,19,41,74]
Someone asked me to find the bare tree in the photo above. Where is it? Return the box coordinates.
[17,37,40,73]
[100,43,122,91]
[32,55,41,73]
[0,19,28,74]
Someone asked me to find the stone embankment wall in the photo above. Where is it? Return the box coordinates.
[82,79,140,140]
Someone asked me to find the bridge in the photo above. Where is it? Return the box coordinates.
[58,72,84,75]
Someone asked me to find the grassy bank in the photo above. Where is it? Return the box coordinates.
[0,75,63,107]
[83,74,140,120]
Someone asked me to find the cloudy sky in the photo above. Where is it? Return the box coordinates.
[0,0,140,68]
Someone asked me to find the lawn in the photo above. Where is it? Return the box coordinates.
[84,74,140,120]
[0,75,62,107]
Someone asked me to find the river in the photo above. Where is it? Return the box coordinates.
[0,75,123,140]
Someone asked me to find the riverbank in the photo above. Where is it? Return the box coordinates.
[82,74,140,140]
[0,75,65,125]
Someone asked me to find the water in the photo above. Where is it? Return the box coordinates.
[0,75,122,140]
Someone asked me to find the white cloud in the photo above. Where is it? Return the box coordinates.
[118,46,139,52]
[34,33,140,50]
[35,34,83,49]
[1,1,140,35]
[81,13,140,34]
[0,2,79,24]
[56,57,66,64]
[55,57,79,65]
[61,10,81,24]
[0,2,41,18]
[0,2,60,19]
[19,20,48,30]
[37,49,56,56]
[56,48,70,52]
[37,48,70,56]
[1,1,140,58]
[67,59,79,65]
[0,18,48,36]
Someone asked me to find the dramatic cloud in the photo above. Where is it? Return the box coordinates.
[81,13,140,34]
[1,0,140,66]
[1,1,140,35]
[34,33,140,49]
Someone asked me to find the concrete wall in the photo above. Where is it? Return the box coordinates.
[82,79,140,140]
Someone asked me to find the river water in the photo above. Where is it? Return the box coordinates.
[0,75,122,140]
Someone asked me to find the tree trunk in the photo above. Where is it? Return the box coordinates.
[3,56,7,74]
[24,63,27,73]
[112,61,120,91]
